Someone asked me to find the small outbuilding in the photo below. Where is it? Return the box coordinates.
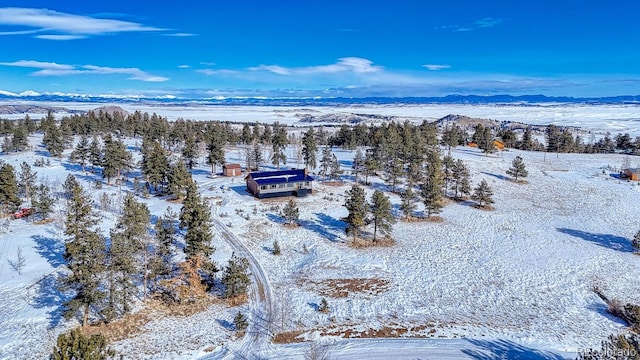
[245,169,314,198]
[223,163,242,177]
[624,168,640,181]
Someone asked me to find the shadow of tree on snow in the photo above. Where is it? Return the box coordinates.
[463,339,566,360]
[557,228,632,252]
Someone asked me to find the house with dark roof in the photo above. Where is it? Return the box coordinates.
[245,169,314,198]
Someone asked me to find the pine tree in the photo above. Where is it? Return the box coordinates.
[633,230,640,255]
[51,328,116,360]
[32,183,54,220]
[272,240,281,255]
[0,163,20,213]
[149,207,178,286]
[107,193,150,315]
[167,159,190,200]
[506,155,528,182]
[319,147,333,181]
[18,161,38,202]
[282,199,299,225]
[399,187,417,220]
[472,179,494,208]
[421,153,444,218]
[62,180,106,327]
[271,122,288,169]
[234,311,248,331]
[142,139,170,194]
[442,124,461,150]
[302,128,318,170]
[246,141,264,171]
[521,126,533,150]
[370,190,395,242]
[89,136,103,174]
[102,135,132,186]
[206,126,226,175]
[363,150,380,185]
[222,253,250,298]
[329,153,342,181]
[442,154,455,196]
[62,173,80,200]
[70,135,91,173]
[318,298,329,313]
[241,123,253,145]
[451,159,471,200]
[182,133,199,169]
[384,157,403,193]
[478,126,495,155]
[353,148,365,183]
[261,124,272,144]
[43,123,64,157]
[11,124,29,152]
[344,184,368,242]
[180,180,215,263]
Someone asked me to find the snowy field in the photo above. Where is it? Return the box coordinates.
[1,105,640,359]
[2,101,640,135]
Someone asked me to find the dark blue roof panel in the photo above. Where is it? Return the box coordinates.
[248,169,314,185]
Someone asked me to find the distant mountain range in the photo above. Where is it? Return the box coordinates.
[1,90,639,106]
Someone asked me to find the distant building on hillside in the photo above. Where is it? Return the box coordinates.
[624,168,640,181]
[245,169,314,198]
[223,163,242,176]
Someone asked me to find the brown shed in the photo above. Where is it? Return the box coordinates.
[624,168,640,181]
[223,163,242,176]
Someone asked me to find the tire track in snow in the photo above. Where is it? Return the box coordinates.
[209,213,274,359]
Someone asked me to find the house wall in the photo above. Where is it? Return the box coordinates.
[247,178,259,195]
[250,180,313,198]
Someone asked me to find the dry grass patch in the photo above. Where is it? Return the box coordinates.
[35,218,54,225]
[272,330,307,344]
[322,181,346,187]
[273,322,438,344]
[350,236,396,248]
[473,204,495,211]
[83,296,219,342]
[300,278,391,298]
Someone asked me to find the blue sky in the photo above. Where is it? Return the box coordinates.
[0,1,638,98]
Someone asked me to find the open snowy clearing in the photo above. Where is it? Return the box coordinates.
[1,106,640,358]
[2,101,640,136]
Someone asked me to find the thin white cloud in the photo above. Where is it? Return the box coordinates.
[440,17,503,33]
[0,59,168,82]
[247,57,383,76]
[248,65,291,75]
[0,7,164,39]
[423,64,451,71]
[0,60,74,70]
[200,62,216,66]
[178,65,190,69]
[163,32,196,37]
[35,34,86,40]
[475,17,503,28]
[197,69,238,75]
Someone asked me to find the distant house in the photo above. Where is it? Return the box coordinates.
[223,163,242,177]
[624,168,640,181]
[245,169,314,198]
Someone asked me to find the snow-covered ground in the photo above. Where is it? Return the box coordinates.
[2,101,640,135]
[1,105,640,359]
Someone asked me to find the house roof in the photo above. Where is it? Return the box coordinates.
[224,163,241,169]
[247,169,314,185]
